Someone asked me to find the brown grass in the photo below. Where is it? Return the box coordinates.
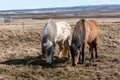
[0,18,120,80]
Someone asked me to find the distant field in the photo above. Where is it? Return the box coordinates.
[0,18,120,80]
[0,11,120,19]
[0,5,120,19]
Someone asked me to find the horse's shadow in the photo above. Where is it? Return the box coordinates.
[0,55,69,68]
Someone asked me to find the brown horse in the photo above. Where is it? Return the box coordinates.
[70,19,99,66]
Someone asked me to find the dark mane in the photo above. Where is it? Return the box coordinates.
[72,19,85,47]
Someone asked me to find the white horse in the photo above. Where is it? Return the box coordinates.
[42,19,71,64]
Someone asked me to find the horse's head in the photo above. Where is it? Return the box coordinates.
[42,19,57,64]
[42,38,55,64]
[70,44,79,66]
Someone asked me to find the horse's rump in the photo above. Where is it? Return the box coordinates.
[85,20,99,43]
[56,21,71,44]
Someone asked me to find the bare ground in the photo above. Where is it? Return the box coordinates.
[0,18,120,80]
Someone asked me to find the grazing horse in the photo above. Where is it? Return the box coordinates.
[42,19,71,64]
[70,19,99,66]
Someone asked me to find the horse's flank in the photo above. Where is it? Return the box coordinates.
[84,20,99,44]
[56,21,71,44]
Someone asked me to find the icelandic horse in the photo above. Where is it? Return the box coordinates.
[42,19,71,64]
[70,19,99,66]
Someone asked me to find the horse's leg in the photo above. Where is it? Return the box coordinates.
[79,48,82,64]
[90,43,94,61]
[68,36,71,59]
[62,40,69,58]
[94,39,98,59]
[52,51,54,62]
[81,43,86,64]
[58,42,63,58]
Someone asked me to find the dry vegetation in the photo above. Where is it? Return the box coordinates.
[0,18,120,80]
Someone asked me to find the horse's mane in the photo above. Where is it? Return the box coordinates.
[72,19,86,47]
[42,19,57,43]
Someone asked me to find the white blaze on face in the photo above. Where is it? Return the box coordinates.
[46,53,53,64]
[74,50,80,65]
[46,39,53,64]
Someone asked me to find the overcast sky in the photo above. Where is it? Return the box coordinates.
[0,0,120,10]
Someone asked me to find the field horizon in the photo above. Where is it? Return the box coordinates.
[0,4,120,19]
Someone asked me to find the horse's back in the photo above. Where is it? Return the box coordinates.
[85,20,99,43]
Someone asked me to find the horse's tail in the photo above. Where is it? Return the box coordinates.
[61,39,69,58]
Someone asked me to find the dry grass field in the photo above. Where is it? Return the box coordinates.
[0,18,120,80]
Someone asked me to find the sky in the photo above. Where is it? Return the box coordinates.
[0,0,120,10]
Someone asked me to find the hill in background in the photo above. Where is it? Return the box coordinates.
[0,4,120,19]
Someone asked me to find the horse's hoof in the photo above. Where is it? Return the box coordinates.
[95,56,98,59]
[62,57,69,61]
[46,63,52,66]
[78,62,82,64]
[72,64,76,67]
